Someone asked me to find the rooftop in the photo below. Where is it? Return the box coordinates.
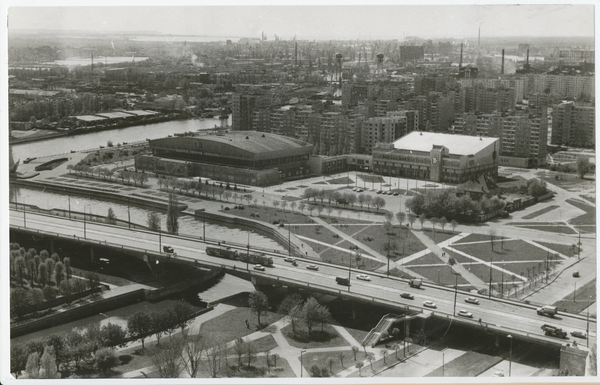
[393,131,498,156]
[194,131,311,154]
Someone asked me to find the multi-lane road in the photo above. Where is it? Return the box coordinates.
[10,209,596,347]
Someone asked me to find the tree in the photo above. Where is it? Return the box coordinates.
[430,217,439,238]
[15,256,26,287]
[302,297,324,336]
[54,261,65,286]
[38,263,48,287]
[85,271,101,292]
[105,208,117,225]
[39,346,59,379]
[245,341,257,368]
[355,361,364,376]
[127,311,153,350]
[95,347,120,374]
[309,363,322,377]
[11,288,31,318]
[373,196,386,211]
[367,353,375,371]
[488,228,497,251]
[439,216,447,231]
[381,349,388,364]
[233,338,246,369]
[45,259,55,284]
[179,333,204,378]
[338,350,345,368]
[249,290,269,327]
[11,343,28,378]
[149,338,184,378]
[200,336,226,378]
[290,201,297,212]
[392,343,401,359]
[327,357,335,373]
[450,219,458,232]
[42,286,57,301]
[45,333,68,371]
[576,156,590,178]
[166,193,180,235]
[151,311,167,346]
[100,323,127,349]
[59,279,72,297]
[63,257,72,280]
[147,212,161,231]
[172,302,196,334]
[527,179,547,198]
[25,352,40,379]
[418,213,426,230]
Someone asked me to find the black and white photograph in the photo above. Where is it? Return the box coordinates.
[2,1,597,382]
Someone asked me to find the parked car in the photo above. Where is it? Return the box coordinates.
[352,187,358,192]
[306,264,319,271]
[393,192,399,196]
[571,331,587,339]
[573,271,580,278]
[386,191,393,195]
[400,293,414,300]
[457,310,473,318]
[465,297,480,305]
[376,190,383,194]
[423,301,437,308]
[253,264,265,271]
[356,274,371,281]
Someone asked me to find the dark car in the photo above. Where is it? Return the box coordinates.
[163,246,174,253]
[573,271,580,278]
[571,331,586,339]
[400,293,414,300]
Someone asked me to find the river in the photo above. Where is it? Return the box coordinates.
[12,116,230,161]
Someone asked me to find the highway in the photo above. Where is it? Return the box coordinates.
[10,209,596,347]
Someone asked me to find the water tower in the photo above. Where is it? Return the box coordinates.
[335,53,343,82]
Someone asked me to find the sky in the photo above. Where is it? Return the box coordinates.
[5,2,596,40]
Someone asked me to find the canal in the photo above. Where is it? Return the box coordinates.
[12,116,230,161]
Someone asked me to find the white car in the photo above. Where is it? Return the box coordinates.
[306,264,319,271]
[423,301,437,309]
[457,310,473,318]
[284,257,295,262]
[253,264,265,271]
[356,274,371,281]
[465,297,480,305]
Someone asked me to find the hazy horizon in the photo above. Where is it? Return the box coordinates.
[7,4,595,40]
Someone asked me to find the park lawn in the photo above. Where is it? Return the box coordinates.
[280,322,349,349]
[451,238,557,263]
[198,355,296,378]
[223,205,311,226]
[225,334,279,355]
[566,198,596,226]
[291,223,341,244]
[522,205,560,220]
[200,307,284,344]
[407,265,470,286]
[424,351,502,377]
[317,245,384,272]
[552,279,596,314]
[537,172,596,192]
[514,225,577,235]
[358,174,386,184]
[405,252,446,266]
[574,225,596,234]
[388,268,415,280]
[451,233,495,244]
[326,176,354,185]
[535,242,578,257]
[301,349,359,376]
[349,225,429,259]
[346,344,428,378]
[322,216,373,225]
[422,229,459,244]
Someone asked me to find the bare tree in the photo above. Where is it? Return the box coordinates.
[488,228,497,251]
[200,336,226,378]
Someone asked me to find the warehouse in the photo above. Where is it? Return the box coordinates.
[135,130,314,186]
[372,131,499,184]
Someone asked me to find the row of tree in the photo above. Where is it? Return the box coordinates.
[405,188,507,219]
[303,188,387,211]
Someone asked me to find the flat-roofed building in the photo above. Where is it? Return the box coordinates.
[136,131,314,186]
[372,131,499,184]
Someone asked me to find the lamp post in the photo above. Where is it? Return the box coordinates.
[247,231,253,270]
[300,349,306,377]
[507,334,513,377]
[442,351,445,377]
[84,204,91,238]
[347,252,352,292]
[68,195,71,219]
[288,224,291,256]
[127,199,131,229]
[453,272,459,316]
[488,256,493,299]
[99,312,111,325]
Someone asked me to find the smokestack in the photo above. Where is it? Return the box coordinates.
[295,41,298,66]
[460,43,463,68]
[501,49,505,75]
[526,49,530,66]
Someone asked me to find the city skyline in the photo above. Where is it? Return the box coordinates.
[6,3,596,40]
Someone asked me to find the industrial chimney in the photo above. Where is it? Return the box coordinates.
[460,43,463,69]
[501,49,505,75]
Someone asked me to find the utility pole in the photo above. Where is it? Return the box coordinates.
[488,257,493,298]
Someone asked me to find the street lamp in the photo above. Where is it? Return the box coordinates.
[247,231,254,270]
[287,224,291,256]
[300,349,306,378]
[127,199,131,229]
[99,312,111,325]
[507,334,513,377]
[453,272,459,316]
[68,195,71,219]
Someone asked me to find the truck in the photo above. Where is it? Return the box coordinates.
[541,324,568,338]
[336,277,350,286]
[409,279,422,288]
[536,305,557,317]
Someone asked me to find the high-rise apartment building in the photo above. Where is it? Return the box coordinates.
[361,116,407,154]
[551,101,595,147]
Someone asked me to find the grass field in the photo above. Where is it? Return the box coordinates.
[513,225,577,235]
[452,238,565,263]
[199,307,284,344]
[280,322,348,349]
[424,351,503,377]
[301,350,356,376]
[522,205,560,220]
[552,279,596,313]
[407,265,470,286]
[326,176,354,185]
[566,198,596,226]
[422,229,458,243]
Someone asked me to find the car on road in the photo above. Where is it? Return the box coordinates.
[352,187,358,192]
[163,246,174,253]
[571,331,587,339]
[356,188,363,192]
[457,310,473,318]
[306,264,319,271]
[423,301,437,308]
[386,190,393,195]
[357,274,371,281]
[393,192,399,196]
[573,271,580,278]
[465,297,480,305]
[253,264,265,271]
[284,257,296,262]
[400,293,414,299]
[376,190,383,194]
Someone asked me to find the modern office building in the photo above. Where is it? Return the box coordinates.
[372,131,499,183]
